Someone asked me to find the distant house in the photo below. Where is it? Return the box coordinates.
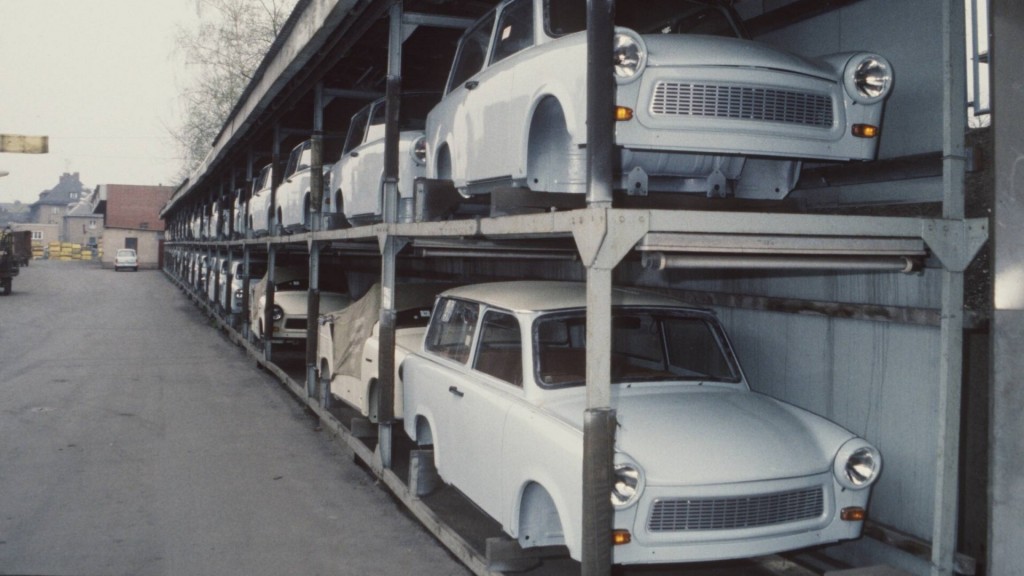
[64,188,105,247]
[30,172,88,227]
[101,184,176,270]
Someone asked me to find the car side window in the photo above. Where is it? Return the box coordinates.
[342,106,371,155]
[425,298,479,364]
[447,11,496,93]
[473,310,523,386]
[491,0,533,64]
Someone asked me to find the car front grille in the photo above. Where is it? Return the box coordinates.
[647,487,824,532]
[650,82,834,129]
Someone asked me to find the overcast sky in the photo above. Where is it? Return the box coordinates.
[0,0,199,204]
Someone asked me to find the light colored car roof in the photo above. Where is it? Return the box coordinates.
[439,281,697,313]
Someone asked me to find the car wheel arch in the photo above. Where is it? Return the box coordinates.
[435,144,453,181]
[526,96,574,191]
[513,481,569,551]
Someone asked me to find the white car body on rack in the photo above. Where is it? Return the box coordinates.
[330,92,438,225]
[402,281,882,565]
[426,0,893,200]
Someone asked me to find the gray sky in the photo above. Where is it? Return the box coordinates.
[0,0,198,204]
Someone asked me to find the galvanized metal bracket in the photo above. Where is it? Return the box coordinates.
[921,217,989,272]
[571,208,650,270]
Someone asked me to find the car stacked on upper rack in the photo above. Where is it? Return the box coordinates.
[425,0,893,201]
[329,92,440,225]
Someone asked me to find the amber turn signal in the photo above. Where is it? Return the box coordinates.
[841,507,867,521]
[615,106,634,122]
[852,124,879,138]
[612,530,632,545]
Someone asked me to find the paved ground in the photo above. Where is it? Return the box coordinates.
[0,260,469,576]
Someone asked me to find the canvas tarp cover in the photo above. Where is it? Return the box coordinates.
[330,283,442,380]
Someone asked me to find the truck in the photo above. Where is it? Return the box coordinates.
[7,230,32,267]
[0,228,22,295]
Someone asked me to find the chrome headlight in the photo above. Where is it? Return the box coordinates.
[833,438,882,490]
[611,458,644,508]
[844,54,893,104]
[272,305,284,322]
[411,136,427,166]
[613,28,647,84]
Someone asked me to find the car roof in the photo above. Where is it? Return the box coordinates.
[439,281,701,313]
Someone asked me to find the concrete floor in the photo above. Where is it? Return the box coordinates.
[0,260,469,576]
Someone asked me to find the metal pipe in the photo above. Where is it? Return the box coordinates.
[586,0,614,206]
[417,249,578,261]
[642,252,919,273]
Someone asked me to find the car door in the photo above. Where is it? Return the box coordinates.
[444,308,522,518]
[339,103,372,219]
[473,0,534,183]
[430,10,496,186]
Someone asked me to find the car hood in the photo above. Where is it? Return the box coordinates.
[274,290,349,313]
[641,34,835,81]
[540,385,855,485]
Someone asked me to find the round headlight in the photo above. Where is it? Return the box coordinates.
[411,136,427,166]
[833,439,882,490]
[844,54,893,104]
[613,29,647,84]
[272,305,284,322]
[611,462,644,508]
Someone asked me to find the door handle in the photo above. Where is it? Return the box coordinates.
[464,80,479,90]
[448,385,464,398]
[349,152,359,158]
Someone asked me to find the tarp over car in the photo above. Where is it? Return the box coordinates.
[328,283,442,380]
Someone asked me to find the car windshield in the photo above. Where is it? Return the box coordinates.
[116,249,135,257]
[546,0,741,37]
[534,308,741,388]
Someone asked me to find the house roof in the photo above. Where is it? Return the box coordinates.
[32,172,87,207]
[103,184,175,231]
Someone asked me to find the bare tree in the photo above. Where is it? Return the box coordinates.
[171,0,297,178]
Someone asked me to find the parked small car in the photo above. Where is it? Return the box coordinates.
[402,281,882,565]
[250,267,349,344]
[248,164,274,237]
[317,283,441,422]
[228,259,267,315]
[330,92,439,225]
[426,0,893,200]
[113,248,138,272]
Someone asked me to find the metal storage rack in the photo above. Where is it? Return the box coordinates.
[160,1,993,575]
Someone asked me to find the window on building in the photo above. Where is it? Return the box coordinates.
[967,0,989,127]
[31,231,43,240]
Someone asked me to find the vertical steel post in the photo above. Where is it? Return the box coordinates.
[582,1,617,575]
[931,2,968,575]
[242,245,251,339]
[307,83,325,400]
[376,1,404,470]
[989,2,1024,574]
[264,129,282,361]
[586,0,615,207]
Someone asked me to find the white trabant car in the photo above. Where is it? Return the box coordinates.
[248,164,274,237]
[426,0,893,200]
[402,281,882,564]
[277,141,331,233]
[277,141,312,233]
[249,267,350,344]
[113,248,138,272]
[329,92,439,225]
[317,283,440,422]
[227,259,267,315]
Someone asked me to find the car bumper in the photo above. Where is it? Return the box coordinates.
[611,472,868,564]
